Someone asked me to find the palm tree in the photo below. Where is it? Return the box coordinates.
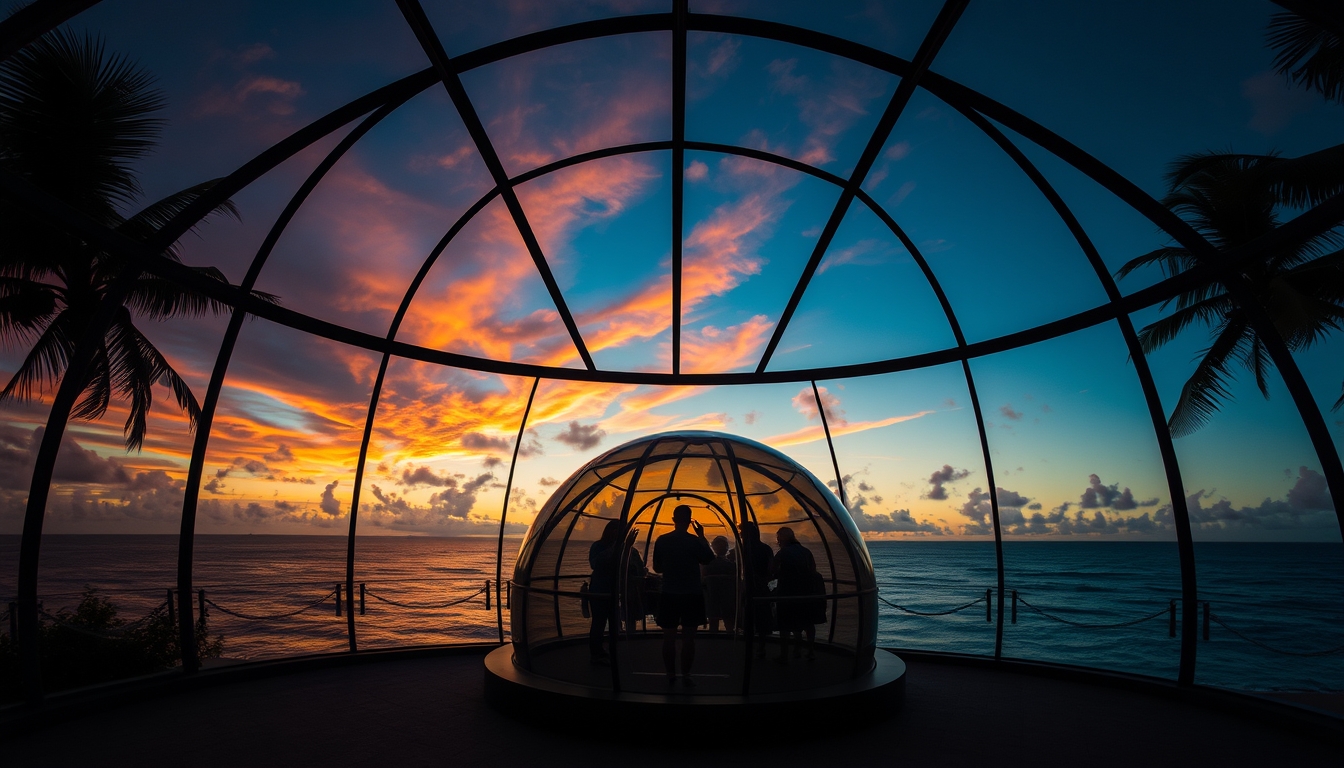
[1116,3,1344,435]
[0,29,272,451]
[1117,149,1344,436]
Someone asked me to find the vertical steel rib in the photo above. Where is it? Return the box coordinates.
[671,0,688,374]
[955,108,1201,682]
[811,380,848,509]
[395,0,596,370]
[173,102,407,665]
[754,0,970,373]
[496,378,541,642]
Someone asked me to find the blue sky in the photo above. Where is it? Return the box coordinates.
[0,1,1340,542]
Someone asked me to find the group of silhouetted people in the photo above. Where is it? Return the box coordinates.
[587,504,826,687]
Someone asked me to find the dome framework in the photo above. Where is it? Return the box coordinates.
[4,0,1342,702]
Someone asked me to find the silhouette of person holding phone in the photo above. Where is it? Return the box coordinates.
[653,504,714,686]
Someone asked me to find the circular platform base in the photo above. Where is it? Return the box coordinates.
[484,642,905,731]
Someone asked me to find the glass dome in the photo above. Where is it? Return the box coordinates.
[510,431,877,694]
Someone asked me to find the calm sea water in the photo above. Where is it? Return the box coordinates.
[1,536,1340,692]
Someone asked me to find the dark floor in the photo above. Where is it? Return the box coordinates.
[3,650,1338,768]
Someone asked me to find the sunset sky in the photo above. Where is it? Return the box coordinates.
[1,0,1340,542]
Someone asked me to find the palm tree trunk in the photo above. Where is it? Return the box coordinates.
[16,269,135,701]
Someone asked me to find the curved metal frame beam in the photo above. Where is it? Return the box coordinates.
[495,378,540,642]
[395,0,595,370]
[755,0,969,372]
[953,106,1200,681]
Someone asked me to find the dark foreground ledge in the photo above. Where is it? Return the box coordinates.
[2,647,1339,768]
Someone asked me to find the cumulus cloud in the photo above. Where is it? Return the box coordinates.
[554,421,606,451]
[0,426,134,489]
[685,159,709,181]
[999,404,1022,421]
[832,473,948,534]
[1285,466,1332,511]
[957,486,1031,535]
[744,410,760,425]
[924,464,970,500]
[538,476,560,487]
[319,480,341,516]
[1079,474,1159,511]
[461,431,544,459]
[399,466,459,487]
[263,444,295,463]
[216,456,274,480]
[791,385,846,427]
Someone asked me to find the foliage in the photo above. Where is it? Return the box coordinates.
[1267,0,1344,103]
[0,587,224,703]
[0,29,275,451]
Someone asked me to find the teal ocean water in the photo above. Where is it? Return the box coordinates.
[1,536,1340,692]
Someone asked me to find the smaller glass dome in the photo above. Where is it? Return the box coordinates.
[510,431,878,695]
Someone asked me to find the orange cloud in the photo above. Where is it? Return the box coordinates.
[765,410,936,448]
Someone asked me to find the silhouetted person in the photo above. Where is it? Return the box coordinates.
[738,522,774,658]
[622,538,647,636]
[702,535,736,633]
[589,520,637,664]
[772,526,824,661]
[653,504,714,686]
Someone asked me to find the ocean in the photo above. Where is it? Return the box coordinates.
[1,536,1340,692]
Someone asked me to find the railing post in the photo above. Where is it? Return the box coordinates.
[166,589,175,627]
[1202,601,1210,641]
[198,589,207,620]
[359,583,366,616]
[1169,599,1176,638]
[335,583,343,617]
[485,579,491,610]
[1011,590,1017,624]
[985,588,992,622]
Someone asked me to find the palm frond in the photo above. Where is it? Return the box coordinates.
[118,179,241,261]
[1168,317,1250,437]
[1115,246,1198,280]
[0,276,58,345]
[0,308,76,401]
[0,28,164,215]
[1267,4,1344,103]
[70,344,112,422]
[1134,297,1234,354]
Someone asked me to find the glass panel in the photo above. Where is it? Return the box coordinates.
[352,361,536,649]
[692,0,945,59]
[190,321,380,659]
[771,196,958,370]
[77,0,429,191]
[866,88,1109,343]
[395,196,581,366]
[974,323,1182,678]
[1001,125,1172,295]
[820,365,997,656]
[427,0,672,58]
[933,1,1343,191]
[460,32,672,178]
[679,151,843,373]
[515,151,673,372]
[686,33,898,176]
[1135,304,1344,693]
[256,88,493,336]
